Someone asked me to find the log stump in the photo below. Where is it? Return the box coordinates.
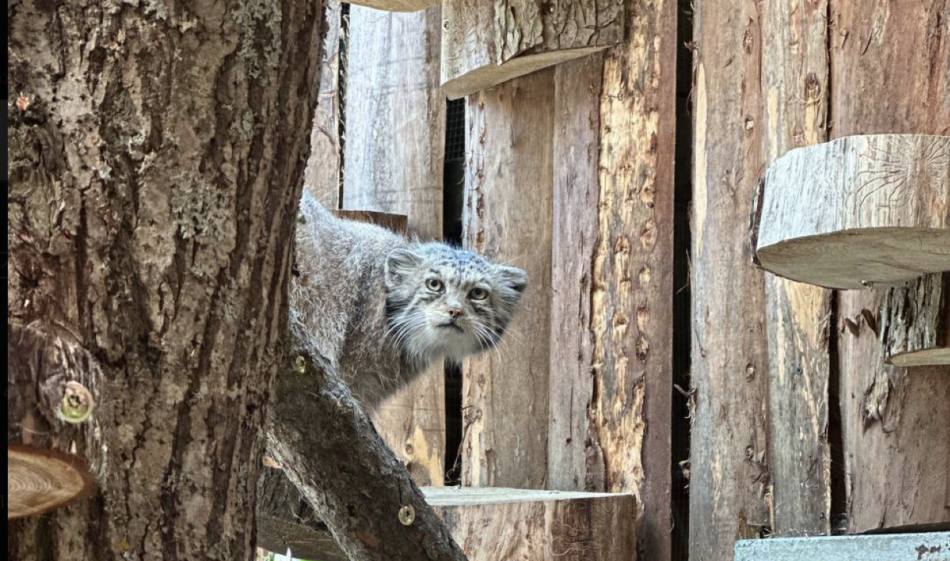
[753,134,950,289]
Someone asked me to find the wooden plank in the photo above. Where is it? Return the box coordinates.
[754,135,950,289]
[440,0,624,99]
[348,0,439,13]
[258,484,638,561]
[342,6,448,486]
[462,69,555,489]
[547,0,677,556]
[829,0,950,533]
[690,1,772,559]
[303,2,342,209]
[735,532,950,561]
[759,0,832,538]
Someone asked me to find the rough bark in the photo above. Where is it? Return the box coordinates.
[882,273,949,367]
[547,0,676,558]
[690,1,772,559]
[342,5,448,486]
[257,484,638,561]
[7,0,323,558]
[755,135,950,289]
[759,0,833,538]
[440,0,625,99]
[462,69,554,489]
[264,321,467,561]
[8,323,100,519]
[830,0,950,533]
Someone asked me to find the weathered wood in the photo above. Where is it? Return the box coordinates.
[754,135,950,289]
[304,1,343,209]
[760,0,833,538]
[690,1,772,559]
[257,485,638,561]
[440,0,625,99]
[348,0,439,13]
[830,0,950,534]
[7,324,101,520]
[332,210,409,234]
[735,532,950,561]
[462,70,554,489]
[342,5,448,487]
[265,322,467,561]
[7,0,324,557]
[547,0,677,557]
[882,273,950,367]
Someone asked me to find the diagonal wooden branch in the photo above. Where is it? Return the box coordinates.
[264,317,468,561]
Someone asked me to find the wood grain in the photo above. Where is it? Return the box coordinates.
[830,0,950,533]
[882,273,949,367]
[304,2,343,209]
[342,5,448,487]
[462,70,555,489]
[755,135,950,289]
[759,0,833,538]
[440,0,624,99]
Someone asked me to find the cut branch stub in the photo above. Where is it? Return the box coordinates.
[754,135,950,289]
[882,273,950,367]
[440,0,624,99]
[8,445,96,519]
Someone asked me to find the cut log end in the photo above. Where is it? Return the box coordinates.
[7,445,96,520]
[887,347,950,368]
[756,228,950,289]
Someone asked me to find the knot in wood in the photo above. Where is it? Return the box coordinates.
[398,504,416,526]
[59,381,94,424]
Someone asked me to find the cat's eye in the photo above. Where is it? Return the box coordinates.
[469,287,489,300]
[426,278,444,292]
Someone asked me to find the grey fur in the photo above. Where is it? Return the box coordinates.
[292,192,527,410]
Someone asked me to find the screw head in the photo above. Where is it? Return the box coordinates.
[398,504,416,526]
[60,381,94,424]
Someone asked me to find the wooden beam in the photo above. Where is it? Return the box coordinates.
[547,0,677,557]
[258,484,638,561]
[440,0,624,99]
[342,5,448,487]
[690,1,772,559]
[754,135,950,290]
[882,273,949,368]
[348,0,439,13]
[759,0,833,538]
[830,0,950,533]
[462,70,555,489]
[735,532,950,561]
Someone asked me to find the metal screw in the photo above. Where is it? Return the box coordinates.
[398,505,416,526]
[296,355,306,373]
[60,381,94,424]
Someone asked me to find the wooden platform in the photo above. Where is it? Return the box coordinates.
[735,532,950,561]
[258,486,637,560]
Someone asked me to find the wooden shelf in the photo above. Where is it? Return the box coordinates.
[346,0,438,13]
[736,531,950,561]
[753,135,950,290]
[258,485,637,560]
[8,445,96,520]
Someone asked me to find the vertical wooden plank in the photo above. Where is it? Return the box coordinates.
[548,0,677,557]
[690,1,772,560]
[462,70,555,489]
[829,0,950,532]
[303,2,343,209]
[342,6,448,486]
[760,0,832,537]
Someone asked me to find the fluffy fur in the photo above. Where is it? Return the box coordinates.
[292,192,527,409]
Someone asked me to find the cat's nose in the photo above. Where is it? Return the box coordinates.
[447,307,464,319]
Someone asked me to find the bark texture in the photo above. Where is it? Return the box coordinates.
[7,0,323,558]
[882,273,949,367]
[462,70,555,489]
[342,5,449,487]
[759,0,833,538]
[264,322,467,561]
[690,1,772,559]
[830,0,950,533]
[547,0,677,558]
[440,0,624,99]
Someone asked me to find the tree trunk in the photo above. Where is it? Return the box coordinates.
[547,0,678,558]
[7,0,323,558]
[462,69,555,489]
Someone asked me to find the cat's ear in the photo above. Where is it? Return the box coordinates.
[385,248,423,287]
[496,265,528,296]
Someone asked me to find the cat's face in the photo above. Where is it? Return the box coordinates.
[384,243,527,365]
